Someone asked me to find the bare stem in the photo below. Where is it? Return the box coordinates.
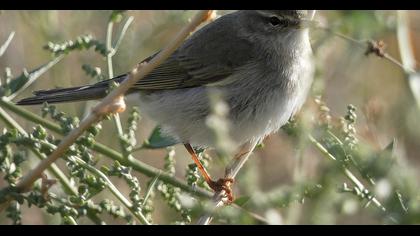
[0,31,15,57]
[111,16,134,57]
[106,16,129,158]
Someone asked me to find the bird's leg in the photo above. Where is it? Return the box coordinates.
[224,140,257,178]
[184,143,234,203]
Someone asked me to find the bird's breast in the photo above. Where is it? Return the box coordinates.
[225,49,313,145]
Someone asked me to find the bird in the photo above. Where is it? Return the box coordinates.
[17,10,314,202]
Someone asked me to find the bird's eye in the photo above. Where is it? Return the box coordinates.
[268,16,281,26]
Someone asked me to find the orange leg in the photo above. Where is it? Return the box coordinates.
[184,143,234,203]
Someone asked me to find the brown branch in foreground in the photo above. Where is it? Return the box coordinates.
[3,10,213,195]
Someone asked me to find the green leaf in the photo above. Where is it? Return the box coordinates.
[143,126,179,149]
[234,196,250,207]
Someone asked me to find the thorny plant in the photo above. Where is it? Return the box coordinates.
[1,10,420,224]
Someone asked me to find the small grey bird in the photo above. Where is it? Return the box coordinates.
[18,10,314,200]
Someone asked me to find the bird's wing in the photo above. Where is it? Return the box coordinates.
[114,12,255,91]
[128,52,236,91]
[129,14,255,91]
[127,42,253,90]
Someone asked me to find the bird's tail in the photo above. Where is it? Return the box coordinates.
[16,74,127,105]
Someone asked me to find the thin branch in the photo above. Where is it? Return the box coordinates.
[1,10,213,196]
[110,16,134,57]
[308,134,336,161]
[0,31,15,57]
[143,173,160,204]
[106,15,131,158]
[106,20,115,78]
[0,106,26,134]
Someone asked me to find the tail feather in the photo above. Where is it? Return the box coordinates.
[16,74,128,105]
[16,87,108,105]
[33,85,88,96]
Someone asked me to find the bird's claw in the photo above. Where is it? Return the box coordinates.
[208,178,234,204]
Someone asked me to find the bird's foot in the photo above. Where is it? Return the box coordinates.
[93,95,126,116]
[208,178,234,204]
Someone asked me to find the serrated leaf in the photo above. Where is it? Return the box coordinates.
[143,126,179,149]
[233,196,250,207]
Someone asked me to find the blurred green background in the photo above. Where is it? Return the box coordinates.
[0,10,419,224]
